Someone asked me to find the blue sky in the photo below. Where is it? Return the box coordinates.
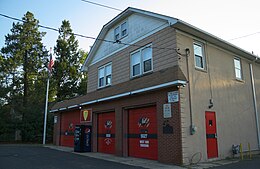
[1,0,260,55]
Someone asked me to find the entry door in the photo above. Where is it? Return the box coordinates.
[205,111,218,158]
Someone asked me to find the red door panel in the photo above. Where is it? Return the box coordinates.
[98,112,115,154]
[128,106,158,160]
[60,111,80,147]
[205,111,218,158]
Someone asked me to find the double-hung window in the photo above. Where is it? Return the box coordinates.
[121,22,128,37]
[98,63,112,88]
[234,58,242,80]
[131,44,152,77]
[193,42,206,69]
[114,21,128,40]
[114,26,120,41]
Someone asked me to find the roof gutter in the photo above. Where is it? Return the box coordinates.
[50,80,186,113]
[172,20,260,63]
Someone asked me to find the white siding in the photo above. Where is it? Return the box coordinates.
[91,13,168,64]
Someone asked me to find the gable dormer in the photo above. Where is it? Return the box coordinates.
[82,7,177,71]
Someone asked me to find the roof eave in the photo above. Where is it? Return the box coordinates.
[172,20,260,62]
[81,7,178,71]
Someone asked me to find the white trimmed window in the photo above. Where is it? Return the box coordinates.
[234,58,242,80]
[193,42,206,69]
[121,21,128,37]
[114,21,128,40]
[131,44,153,77]
[98,63,112,88]
[114,26,120,41]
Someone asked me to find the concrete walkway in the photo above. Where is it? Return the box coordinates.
[45,145,185,169]
[186,159,239,169]
[45,145,244,169]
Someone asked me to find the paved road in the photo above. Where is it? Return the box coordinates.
[0,145,145,169]
[212,156,260,169]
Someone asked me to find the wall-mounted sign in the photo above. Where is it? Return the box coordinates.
[80,109,92,122]
[163,103,172,118]
[168,91,179,103]
[54,116,58,124]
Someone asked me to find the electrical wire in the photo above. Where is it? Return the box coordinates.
[0,13,177,51]
[81,0,122,12]
[228,32,260,41]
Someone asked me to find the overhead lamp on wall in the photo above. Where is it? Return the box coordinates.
[208,99,213,109]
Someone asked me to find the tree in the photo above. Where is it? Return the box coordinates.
[53,20,87,100]
[0,11,49,142]
[77,49,88,95]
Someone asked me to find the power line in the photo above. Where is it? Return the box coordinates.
[0,13,176,51]
[228,32,260,41]
[81,0,122,12]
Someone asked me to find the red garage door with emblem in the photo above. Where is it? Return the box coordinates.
[60,111,80,147]
[128,106,158,160]
[98,112,116,154]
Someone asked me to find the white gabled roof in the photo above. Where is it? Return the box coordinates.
[81,7,259,72]
[81,7,178,72]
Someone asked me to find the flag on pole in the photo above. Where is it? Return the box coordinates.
[48,47,54,73]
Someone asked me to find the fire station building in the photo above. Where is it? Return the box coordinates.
[50,7,260,165]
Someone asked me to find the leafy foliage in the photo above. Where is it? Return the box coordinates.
[0,12,49,142]
[53,20,88,100]
[0,13,88,143]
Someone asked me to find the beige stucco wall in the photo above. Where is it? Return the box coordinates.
[177,30,260,164]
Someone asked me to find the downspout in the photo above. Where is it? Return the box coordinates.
[185,48,195,135]
[249,62,260,149]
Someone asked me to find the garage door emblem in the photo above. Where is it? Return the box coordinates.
[69,123,73,129]
[83,110,89,121]
[104,120,112,129]
[104,138,112,145]
[138,117,150,127]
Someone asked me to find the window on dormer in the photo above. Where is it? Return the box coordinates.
[114,21,128,41]
[114,26,120,41]
[121,22,128,37]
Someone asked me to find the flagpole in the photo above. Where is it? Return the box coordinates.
[43,47,53,145]
[43,72,50,145]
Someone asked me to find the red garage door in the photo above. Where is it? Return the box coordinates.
[60,111,80,147]
[128,106,158,160]
[98,112,116,154]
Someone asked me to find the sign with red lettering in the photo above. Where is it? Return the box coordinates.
[80,109,92,122]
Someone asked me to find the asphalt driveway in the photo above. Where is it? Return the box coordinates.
[0,144,144,169]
